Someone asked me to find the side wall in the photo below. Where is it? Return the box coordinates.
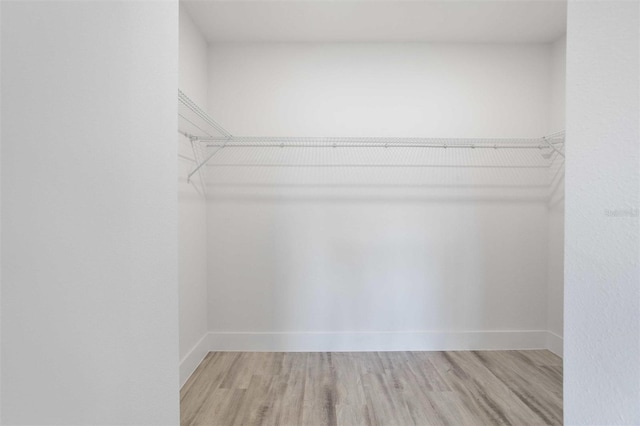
[547,35,566,356]
[565,2,640,424]
[178,3,210,387]
[204,43,556,351]
[1,1,179,424]
[549,36,567,134]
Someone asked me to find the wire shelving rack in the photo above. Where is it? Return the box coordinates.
[178,90,565,200]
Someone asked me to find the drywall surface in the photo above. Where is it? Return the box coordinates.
[547,35,566,356]
[178,3,209,386]
[1,1,179,424]
[0,4,3,420]
[207,201,549,339]
[549,35,566,134]
[565,1,640,424]
[547,190,564,355]
[180,2,209,108]
[204,42,557,349]
[208,43,552,138]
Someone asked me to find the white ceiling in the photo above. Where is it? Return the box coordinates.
[183,0,567,44]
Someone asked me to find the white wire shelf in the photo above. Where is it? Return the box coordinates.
[177,90,565,199]
[202,136,561,149]
[178,90,231,139]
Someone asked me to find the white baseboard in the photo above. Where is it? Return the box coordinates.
[203,330,548,352]
[546,331,563,357]
[181,330,556,386]
[179,333,210,388]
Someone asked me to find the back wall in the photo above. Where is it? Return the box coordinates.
[203,42,561,351]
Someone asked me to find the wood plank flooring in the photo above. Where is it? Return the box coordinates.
[181,350,562,426]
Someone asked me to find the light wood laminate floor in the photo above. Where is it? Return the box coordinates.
[181,350,562,426]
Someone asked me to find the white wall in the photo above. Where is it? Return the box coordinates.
[0,2,3,420]
[547,35,566,356]
[565,2,640,424]
[206,201,549,350]
[547,186,564,356]
[204,42,559,351]
[179,3,209,109]
[1,1,179,424]
[208,43,552,138]
[178,3,209,387]
[549,36,567,134]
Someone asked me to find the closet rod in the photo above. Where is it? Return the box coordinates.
[188,133,564,178]
[198,134,565,150]
[204,143,549,149]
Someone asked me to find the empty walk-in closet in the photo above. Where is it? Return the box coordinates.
[178,1,566,424]
[3,1,639,425]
